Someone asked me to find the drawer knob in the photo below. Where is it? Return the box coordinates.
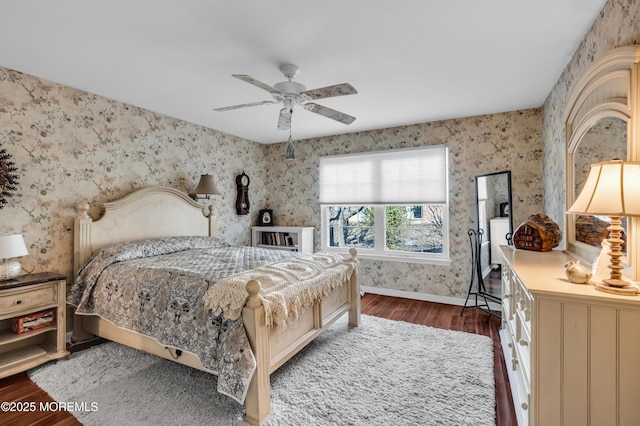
[521,402,528,410]
[15,299,22,305]
[519,339,528,346]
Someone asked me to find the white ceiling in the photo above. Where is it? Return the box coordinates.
[0,1,607,144]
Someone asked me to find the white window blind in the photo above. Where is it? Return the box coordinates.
[319,145,448,204]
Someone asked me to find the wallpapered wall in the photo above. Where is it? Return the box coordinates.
[263,110,543,298]
[0,62,543,299]
[0,67,268,277]
[6,0,633,300]
[542,0,639,237]
[11,0,640,296]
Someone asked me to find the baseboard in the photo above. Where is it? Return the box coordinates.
[362,286,467,306]
[362,286,502,311]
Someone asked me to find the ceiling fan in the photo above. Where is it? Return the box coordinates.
[213,64,357,131]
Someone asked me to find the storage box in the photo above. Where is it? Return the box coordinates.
[11,309,55,334]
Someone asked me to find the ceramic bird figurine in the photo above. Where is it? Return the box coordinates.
[564,260,592,284]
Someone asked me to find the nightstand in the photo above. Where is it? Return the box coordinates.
[0,272,69,378]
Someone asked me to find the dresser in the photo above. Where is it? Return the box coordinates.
[500,247,640,426]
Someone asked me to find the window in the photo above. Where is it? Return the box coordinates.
[319,146,450,264]
[327,206,374,249]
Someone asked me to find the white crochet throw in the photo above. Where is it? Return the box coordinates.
[204,252,355,327]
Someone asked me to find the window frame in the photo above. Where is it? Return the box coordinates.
[321,204,451,265]
[319,145,451,265]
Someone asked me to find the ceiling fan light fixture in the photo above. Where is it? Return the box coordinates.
[279,63,300,80]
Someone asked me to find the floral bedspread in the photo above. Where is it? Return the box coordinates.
[67,236,302,403]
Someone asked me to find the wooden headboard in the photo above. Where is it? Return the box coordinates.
[73,186,212,276]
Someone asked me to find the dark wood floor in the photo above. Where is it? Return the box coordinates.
[1,292,516,426]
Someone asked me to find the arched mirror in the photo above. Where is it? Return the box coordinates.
[573,117,628,250]
[565,46,640,280]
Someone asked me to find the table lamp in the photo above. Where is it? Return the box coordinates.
[0,234,29,280]
[189,174,220,200]
[568,159,640,295]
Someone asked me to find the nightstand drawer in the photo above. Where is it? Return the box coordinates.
[0,284,57,313]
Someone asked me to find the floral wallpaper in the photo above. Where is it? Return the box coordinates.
[263,110,543,298]
[2,0,633,301]
[0,67,268,278]
[541,0,640,243]
[0,62,542,299]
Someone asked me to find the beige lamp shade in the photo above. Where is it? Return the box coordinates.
[567,159,640,217]
[193,174,220,196]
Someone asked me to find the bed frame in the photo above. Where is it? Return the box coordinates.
[71,186,360,425]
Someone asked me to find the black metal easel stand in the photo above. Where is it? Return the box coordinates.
[461,228,501,320]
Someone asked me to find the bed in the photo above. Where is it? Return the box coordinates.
[68,186,360,425]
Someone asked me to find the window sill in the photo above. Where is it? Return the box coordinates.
[324,248,451,266]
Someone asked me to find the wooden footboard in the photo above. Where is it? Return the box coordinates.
[242,248,360,425]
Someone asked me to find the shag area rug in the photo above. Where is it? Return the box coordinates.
[29,315,495,425]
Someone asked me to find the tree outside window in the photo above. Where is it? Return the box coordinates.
[327,204,443,254]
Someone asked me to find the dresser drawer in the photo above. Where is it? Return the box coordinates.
[502,265,514,320]
[507,330,531,426]
[0,284,57,314]
[514,358,531,426]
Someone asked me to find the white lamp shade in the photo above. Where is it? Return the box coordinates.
[0,234,29,260]
[193,174,220,195]
[568,160,640,217]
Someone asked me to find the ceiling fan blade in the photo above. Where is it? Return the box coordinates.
[302,83,357,100]
[277,108,291,130]
[213,100,278,112]
[304,103,356,125]
[232,74,282,95]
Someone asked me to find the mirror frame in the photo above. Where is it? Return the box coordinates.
[475,170,513,290]
[564,46,640,280]
[475,171,513,244]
